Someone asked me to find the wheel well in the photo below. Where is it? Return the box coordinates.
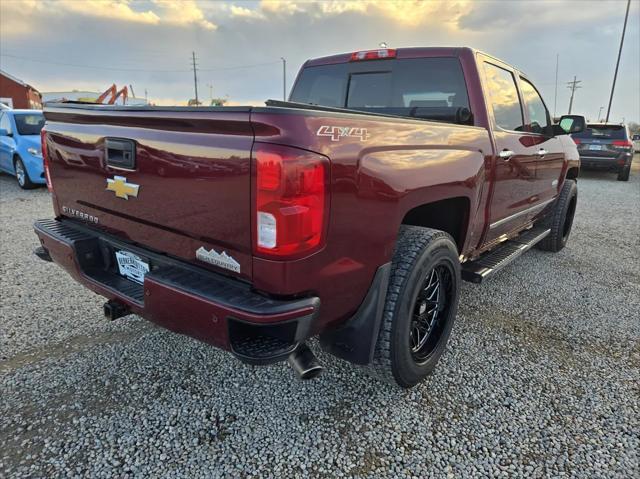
[566,166,579,181]
[401,197,469,252]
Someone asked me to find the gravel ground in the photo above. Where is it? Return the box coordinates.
[1,160,639,478]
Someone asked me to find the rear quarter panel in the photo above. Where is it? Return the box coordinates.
[251,109,492,331]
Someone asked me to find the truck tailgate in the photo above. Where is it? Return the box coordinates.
[44,106,254,280]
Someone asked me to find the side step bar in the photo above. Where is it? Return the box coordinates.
[462,227,550,283]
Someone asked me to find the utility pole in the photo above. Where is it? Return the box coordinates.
[191,51,199,105]
[567,76,582,114]
[553,53,559,118]
[605,0,631,123]
[281,57,286,101]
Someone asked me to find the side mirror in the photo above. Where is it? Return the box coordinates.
[558,115,586,134]
[0,128,8,136]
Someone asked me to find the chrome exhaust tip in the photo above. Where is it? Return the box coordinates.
[288,343,324,380]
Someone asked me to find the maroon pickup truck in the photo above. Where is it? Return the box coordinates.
[34,47,585,387]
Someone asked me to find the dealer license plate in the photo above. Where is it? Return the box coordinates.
[115,250,149,284]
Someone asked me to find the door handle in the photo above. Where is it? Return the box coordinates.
[498,149,514,160]
[536,148,548,157]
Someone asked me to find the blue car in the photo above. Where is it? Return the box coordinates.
[0,109,46,189]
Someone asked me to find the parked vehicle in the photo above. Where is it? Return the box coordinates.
[632,134,640,153]
[34,47,584,387]
[571,123,634,181]
[0,109,46,188]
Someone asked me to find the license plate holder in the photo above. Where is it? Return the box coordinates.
[115,250,149,284]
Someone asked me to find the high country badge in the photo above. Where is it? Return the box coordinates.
[196,247,241,273]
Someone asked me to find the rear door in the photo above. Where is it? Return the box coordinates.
[518,76,564,206]
[481,60,539,242]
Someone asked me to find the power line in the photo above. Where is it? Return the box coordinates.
[567,76,582,114]
[0,53,189,72]
[0,52,281,74]
[199,60,280,72]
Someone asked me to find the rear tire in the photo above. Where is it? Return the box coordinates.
[617,166,630,182]
[371,226,460,388]
[14,157,36,190]
[536,179,577,252]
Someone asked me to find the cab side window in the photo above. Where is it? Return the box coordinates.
[483,62,524,132]
[520,78,550,135]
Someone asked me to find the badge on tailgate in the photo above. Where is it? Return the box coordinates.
[106,175,140,200]
[196,247,241,273]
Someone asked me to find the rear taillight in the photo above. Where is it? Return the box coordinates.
[254,144,329,259]
[350,49,396,61]
[572,138,581,145]
[612,139,633,149]
[40,128,52,191]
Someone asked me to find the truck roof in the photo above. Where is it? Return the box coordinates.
[303,46,524,76]
[304,47,477,67]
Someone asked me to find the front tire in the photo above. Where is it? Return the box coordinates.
[14,157,36,190]
[536,179,577,252]
[371,226,460,388]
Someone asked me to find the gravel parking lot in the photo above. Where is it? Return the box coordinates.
[1,160,638,478]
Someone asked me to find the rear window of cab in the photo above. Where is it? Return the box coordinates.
[289,57,470,115]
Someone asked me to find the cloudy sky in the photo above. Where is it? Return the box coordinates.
[1,0,638,122]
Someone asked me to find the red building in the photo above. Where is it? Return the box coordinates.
[0,70,42,109]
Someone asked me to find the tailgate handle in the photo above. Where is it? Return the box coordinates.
[105,138,136,170]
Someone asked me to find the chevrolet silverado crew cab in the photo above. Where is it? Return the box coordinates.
[34,47,585,388]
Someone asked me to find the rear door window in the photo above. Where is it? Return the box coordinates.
[483,63,525,132]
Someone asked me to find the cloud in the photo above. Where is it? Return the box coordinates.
[59,0,161,24]
[235,1,470,27]
[458,0,627,31]
[151,0,217,30]
[0,0,216,35]
[230,4,266,20]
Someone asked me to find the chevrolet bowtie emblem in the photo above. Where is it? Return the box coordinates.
[106,175,140,200]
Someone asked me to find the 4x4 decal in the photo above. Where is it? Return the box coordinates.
[317,125,370,141]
